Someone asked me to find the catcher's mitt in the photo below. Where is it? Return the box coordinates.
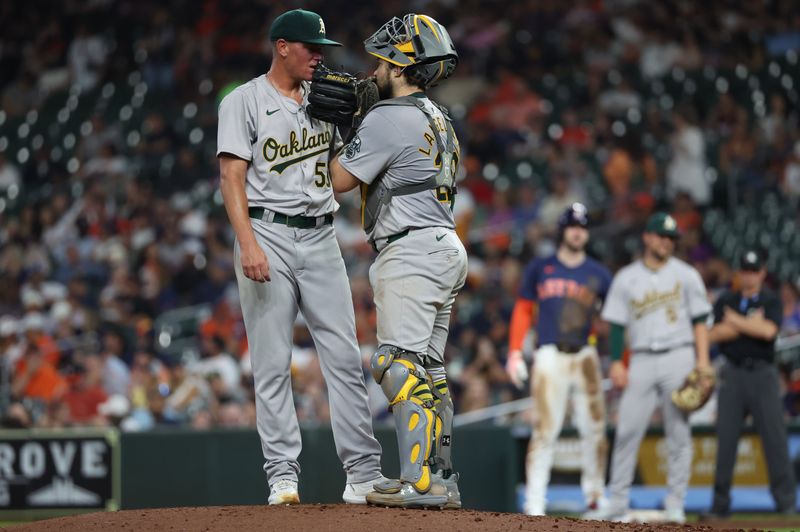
[671,366,716,413]
[307,65,379,131]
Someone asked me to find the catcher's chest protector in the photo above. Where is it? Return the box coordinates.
[361,96,457,234]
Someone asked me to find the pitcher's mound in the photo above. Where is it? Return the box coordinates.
[7,504,757,531]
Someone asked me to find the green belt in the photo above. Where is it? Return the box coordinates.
[372,229,410,252]
[248,207,333,229]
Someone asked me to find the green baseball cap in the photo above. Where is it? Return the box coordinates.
[269,9,341,46]
[645,212,680,238]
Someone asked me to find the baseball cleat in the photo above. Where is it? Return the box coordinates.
[342,474,388,504]
[433,471,461,510]
[663,508,686,524]
[366,478,448,509]
[582,506,631,523]
[268,479,300,505]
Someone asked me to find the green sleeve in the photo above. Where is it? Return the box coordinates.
[691,313,708,325]
[609,323,625,361]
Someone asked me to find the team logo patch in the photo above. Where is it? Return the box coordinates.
[344,135,361,159]
[319,18,326,35]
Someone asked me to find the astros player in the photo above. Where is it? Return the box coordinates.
[216,9,383,505]
[505,203,612,516]
[328,14,466,509]
[586,212,711,524]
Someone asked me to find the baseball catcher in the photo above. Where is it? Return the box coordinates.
[671,366,716,413]
[327,13,463,509]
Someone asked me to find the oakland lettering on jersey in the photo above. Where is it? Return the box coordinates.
[263,128,331,173]
[631,282,681,319]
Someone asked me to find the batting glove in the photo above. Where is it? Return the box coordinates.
[506,350,529,390]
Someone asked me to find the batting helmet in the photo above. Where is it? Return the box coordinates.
[558,202,589,230]
[364,14,458,88]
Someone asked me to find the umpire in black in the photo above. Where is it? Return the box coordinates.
[704,248,796,518]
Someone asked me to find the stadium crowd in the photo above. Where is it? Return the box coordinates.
[1,0,800,431]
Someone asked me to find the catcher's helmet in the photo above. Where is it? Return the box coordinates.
[364,14,458,88]
[558,202,589,230]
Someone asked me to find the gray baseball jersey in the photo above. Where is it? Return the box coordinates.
[217,74,382,489]
[217,74,337,216]
[338,95,457,242]
[601,257,710,351]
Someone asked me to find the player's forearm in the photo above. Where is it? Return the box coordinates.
[219,157,258,248]
[330,156,361,192]
[693,322,710,367]
[609,323,625,361]
[508,299,534,352]
[708,322,739,343]
[730,315,779,341]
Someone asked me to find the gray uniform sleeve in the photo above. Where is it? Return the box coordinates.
[601,271,629,325]
[338,110,402,185]
[685,266,711,319]
[217,89,255,161]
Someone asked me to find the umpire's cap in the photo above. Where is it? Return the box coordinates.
[738,248,764,271]
[645,212,680,238]
[558,202,589,230]
[269,9,342,46]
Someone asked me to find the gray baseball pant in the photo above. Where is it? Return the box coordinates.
[607,345,695,513]
[234,219,382,487]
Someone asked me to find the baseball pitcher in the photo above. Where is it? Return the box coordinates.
[506,203,612,516]
[216,9,383,506]
[586,212,711,524]
[323,13,466,509]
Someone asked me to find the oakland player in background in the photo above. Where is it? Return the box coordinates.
[505,203,612,516]
[587,213,711,524]
[216,8,383,506]
[329,14,467,509]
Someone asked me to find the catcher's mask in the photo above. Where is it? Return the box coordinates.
[364,14,458,88]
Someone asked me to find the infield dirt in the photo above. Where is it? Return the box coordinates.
[10,504,798,531]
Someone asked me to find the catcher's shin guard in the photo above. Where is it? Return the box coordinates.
[371,345,436,492]
[428,366,454,476]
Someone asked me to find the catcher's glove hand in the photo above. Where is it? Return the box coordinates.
[671,366,716,413]
[307,64,379,131]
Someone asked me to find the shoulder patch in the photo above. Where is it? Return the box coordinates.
[344,135,361,159]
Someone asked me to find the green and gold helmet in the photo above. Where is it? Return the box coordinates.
[364,14,458,88]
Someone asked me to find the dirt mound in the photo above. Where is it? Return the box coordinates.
[8,505,771,532]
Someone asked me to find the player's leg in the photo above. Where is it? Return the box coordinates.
[658,346,695,518]
[366,230,464,508]
[235,223,301,498]
[601,354,659,516]
[748,364,796,511]
[571,346,608,511]
[524,345,572,516]
[296,226,382,484]
[424,235,467,483]
[711,362,746,513]
[366,346,448,508]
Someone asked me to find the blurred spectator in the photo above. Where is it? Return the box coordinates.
[99,330,131,395]
[667,106,709,206]
[62,353,107,424]
[12,343,66,403]
[781,282,800,337]
[0,153,21,193]
[67,23,108,92]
